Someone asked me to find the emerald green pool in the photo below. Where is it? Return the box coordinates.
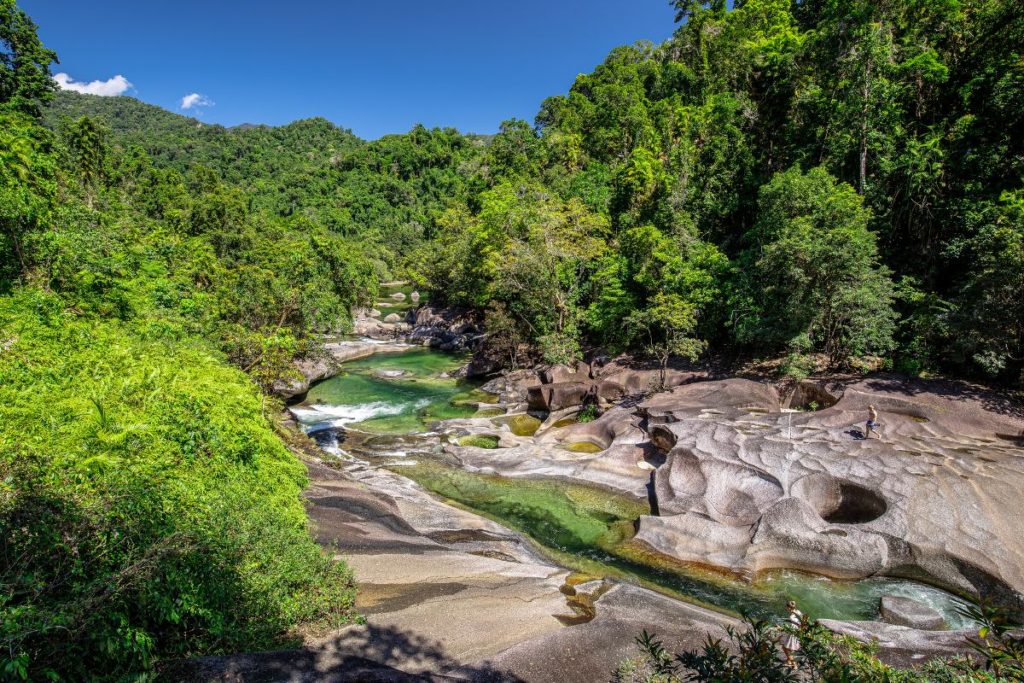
[293,348,485,435]
[294,348,977,629]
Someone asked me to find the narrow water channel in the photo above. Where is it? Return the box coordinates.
[292,347,977,629]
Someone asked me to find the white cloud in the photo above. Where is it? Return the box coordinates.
[53,73,132,96]
[180,92,214,110]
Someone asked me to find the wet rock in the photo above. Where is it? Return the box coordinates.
[407,305,483,355]
[410,291,420,302]
[391,292,407,301]
[880,596,946,630]
[384,313,402,323]
[818,620,972,667]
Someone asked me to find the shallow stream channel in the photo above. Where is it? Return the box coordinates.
[291,346,976,629]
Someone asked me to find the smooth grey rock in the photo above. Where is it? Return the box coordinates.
[880,595,946,630]
[632,376,1024,618]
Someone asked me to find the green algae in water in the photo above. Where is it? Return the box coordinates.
[495,414,542,436]
[397,459,646,551]
[394,459,768,616]
[563,441,605,453]
[458,434,501,449]
[392,458,977,624]
[474,407,506,418]
[337,349,465,379]
[458,389,500,405]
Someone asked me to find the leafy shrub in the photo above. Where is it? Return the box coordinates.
[0,293,357,680]
[458,434,501,449]
[615,603,1023,683]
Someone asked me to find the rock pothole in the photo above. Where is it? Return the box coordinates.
[793,474,888,524]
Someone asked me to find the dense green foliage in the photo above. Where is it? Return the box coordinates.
[31,2,1024,385]
[0,292,357,679]
[45,91,484,269]
[1,1,363,678]
[415,0,1024,384]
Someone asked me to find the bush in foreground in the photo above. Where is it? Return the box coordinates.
[0,292,357,680]
[615,601,1024,683]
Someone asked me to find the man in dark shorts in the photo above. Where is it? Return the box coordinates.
[865,404,879,439]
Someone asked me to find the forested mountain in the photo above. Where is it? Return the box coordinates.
[2,0,1023,678]
[420,0,1024,384]
[40,0,1024,385]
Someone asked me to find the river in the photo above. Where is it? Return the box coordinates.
[291,346,977,629]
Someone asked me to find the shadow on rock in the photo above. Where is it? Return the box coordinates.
[863,374,1024,420]
[160,623,527,682]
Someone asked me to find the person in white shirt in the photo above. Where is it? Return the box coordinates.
[781,600,804,667]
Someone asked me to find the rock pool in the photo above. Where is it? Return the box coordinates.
[293,348,977,628]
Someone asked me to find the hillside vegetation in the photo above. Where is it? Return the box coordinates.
[52,1,1024,385]
[2,1,365,677]
[415,0,1024,383]
[2,0,1023,679]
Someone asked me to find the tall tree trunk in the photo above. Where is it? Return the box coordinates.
[859,61,872,195]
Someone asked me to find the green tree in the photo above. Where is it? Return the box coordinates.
[734,166,896,365]
[0,111,53,282]
[950,189,1024,382]
[0,0,57,116]
[62,116,108,208]
[626,291,704,388]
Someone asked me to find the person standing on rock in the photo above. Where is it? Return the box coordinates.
[781,600,804,667]
[865,404,879,439]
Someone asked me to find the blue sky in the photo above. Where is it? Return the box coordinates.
[23,0,676,139]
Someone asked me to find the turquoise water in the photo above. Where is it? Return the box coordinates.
[292,348,484,436]
[296,348,977,628]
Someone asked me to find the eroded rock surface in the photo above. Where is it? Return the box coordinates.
[634,375,1024,617]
